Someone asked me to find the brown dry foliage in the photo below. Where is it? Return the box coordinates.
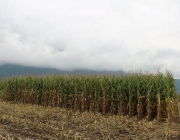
[0,100,180,140]
[178,101,180,116]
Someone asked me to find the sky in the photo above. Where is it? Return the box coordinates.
[0,0,180,78]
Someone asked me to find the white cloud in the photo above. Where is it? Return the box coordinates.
[0,0,180,78]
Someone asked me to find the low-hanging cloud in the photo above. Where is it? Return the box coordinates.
[0,0,180,78]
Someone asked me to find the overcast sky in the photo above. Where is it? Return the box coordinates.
[0,0,180,78]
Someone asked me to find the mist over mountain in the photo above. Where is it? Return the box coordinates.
[0,64,179,93]
[0,64,65,79]
[0,64,125,79]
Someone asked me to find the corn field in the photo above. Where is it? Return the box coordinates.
[0,71,178,120]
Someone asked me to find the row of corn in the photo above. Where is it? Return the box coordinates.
[0,71,178,120]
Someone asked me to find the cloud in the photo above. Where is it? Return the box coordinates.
[0,0,180,78]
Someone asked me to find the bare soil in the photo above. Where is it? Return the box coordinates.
[0,100,180,140]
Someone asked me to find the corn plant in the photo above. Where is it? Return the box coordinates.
[0,71,178,120]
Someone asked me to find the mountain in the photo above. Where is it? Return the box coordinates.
[175,79,180,94]
[0,64,179,94]
[0,64,66,79]
[0,64,125,80]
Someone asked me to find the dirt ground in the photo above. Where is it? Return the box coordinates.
[0,100,180,140]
